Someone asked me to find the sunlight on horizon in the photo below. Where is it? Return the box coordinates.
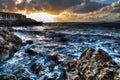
[27,12,56,22]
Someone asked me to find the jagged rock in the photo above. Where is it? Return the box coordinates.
[45,54,60,65]
[57,37,68,42]
[62,48,120,80]
[21,77,31,80]
[26,40,33,44]
[0,74,17,80]
[77,48,120,80]
[72,75,82,80]
[62,59,77,72]
[25,48,37,55]
[30,62,42,74]
[62,59,78,80]
[47,32,65,38]
[0,30,22,63]
[51,54,60,65]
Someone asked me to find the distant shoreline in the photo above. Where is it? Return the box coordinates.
[0,21,43,27]
[0,21,120,29]
[44,22,120,29]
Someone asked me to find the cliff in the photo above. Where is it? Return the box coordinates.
[0,12,43,26]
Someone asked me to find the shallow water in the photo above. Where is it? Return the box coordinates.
[0,26,120,80]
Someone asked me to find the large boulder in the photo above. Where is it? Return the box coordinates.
[78,48,120,80]
[62,48,120,80]
[0,30,22,63]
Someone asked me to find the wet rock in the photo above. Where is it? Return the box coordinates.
[62,59,77,72]
[44,76,56,80]
[73,75,82,80]
[57,37,68,42]
[21,76,31,80]
[44,54,60,72]
[77,48,120,80]
[51,54,60,65]
[102,43,112,47]
[62,59,78,80]
[0,30,22,63]
[26,40,33,44]
[114,41,120,46]
[45,54,60,65]
[47,32,65,38]
[0,74,17,80]
[54,33,65,37]
[25,48,37,55]
[30,62,42,74]
[42,75,56,80]
[114,55,120,58]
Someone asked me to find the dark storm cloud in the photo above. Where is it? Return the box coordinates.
[0,0,16,11]
[97,0,120,13]
[0,0,119,15]
[111,0,120,13]
[25,0,83,14]
[69,0,107,13]
[0,0,83,14]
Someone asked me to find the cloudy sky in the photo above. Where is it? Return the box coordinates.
[0,0,120,22]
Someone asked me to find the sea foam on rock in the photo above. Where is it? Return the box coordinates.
[0,30,22,63]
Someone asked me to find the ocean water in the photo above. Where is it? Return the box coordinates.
[0,25,120,80]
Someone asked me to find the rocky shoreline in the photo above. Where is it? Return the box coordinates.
[0,30,119,80]
[63,48,120,80]
[0,30,22,63]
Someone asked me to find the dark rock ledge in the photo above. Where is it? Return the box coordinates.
[0,30,22,63]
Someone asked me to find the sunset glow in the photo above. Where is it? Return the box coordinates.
[1,0,119,22]
[27,12,56,22]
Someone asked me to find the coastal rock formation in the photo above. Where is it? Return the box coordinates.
[0,12,43,26]
[0,30,22,63]
[78,48,120,80]
[63,48,120,80]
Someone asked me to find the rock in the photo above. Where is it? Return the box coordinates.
[115,41,120,46]
[62,59,77,72]
[54,33,65,37]
[57,37,68,42]
[114,55,120,58]
[30,62,42,74]
[47,32,65,38]
[21,76,31,80]
[62,59,78,80]
[26,40,33,44]
[77,48,120,80]
[0,74,17,80]
[51,54,60,65]
[102,43,112,47]
[0,30,22,63]
[42,75,56,80]
[45,54,60,65]
[73,75,82,80]
[25,48,37,55]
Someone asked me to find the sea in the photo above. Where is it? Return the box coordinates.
[0,23,120,80]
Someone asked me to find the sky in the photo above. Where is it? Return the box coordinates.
[0,0,120,22]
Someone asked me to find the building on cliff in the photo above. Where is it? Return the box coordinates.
[0,12,43,26]
[0,12,26,21]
